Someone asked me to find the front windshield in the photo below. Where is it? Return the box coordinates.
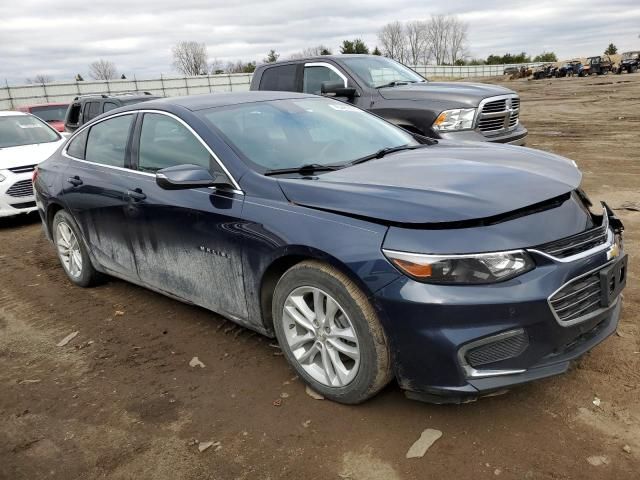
[31,105,68,122]
[341,56,426,88]
[199,97,416,172]
[0,115,60,148]
[622,52,640,60]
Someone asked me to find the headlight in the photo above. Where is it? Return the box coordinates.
[383,249,535,284]
[0,173,5,183]
[432,108,476,132]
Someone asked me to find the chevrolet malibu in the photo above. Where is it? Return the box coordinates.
[34,92,626,404]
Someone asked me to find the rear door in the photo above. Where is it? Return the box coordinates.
[62,113,139,279]
[124,111,248,319]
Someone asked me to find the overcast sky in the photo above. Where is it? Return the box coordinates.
[1,0,639,83]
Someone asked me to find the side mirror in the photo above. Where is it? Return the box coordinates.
[156,164,216,190]
[321,80,358,98]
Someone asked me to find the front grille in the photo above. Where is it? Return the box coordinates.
[549,270,603,323]
[465,330,529,367]
[6,179,34,198]
[8,164,36,174]
[10,201,36,209]
[477,95,520,136]
[535,216,609,259]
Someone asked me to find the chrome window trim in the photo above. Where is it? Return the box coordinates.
[304,62,348,87]
[62,109,243,193]
[528,209,612,263]
[457,329,527,378]
[382,248,527,261]
[546,258,619,327]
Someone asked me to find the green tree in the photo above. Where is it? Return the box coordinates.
[605,43,618,55]
[486,52,531,64]
[263,49,280,63]
[319,47,332,55]
[533,51,558,62]
[340,38,369,54]
[75,74,84,81]
[372,46,382,56]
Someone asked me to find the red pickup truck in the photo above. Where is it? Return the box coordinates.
[17,103,68,132]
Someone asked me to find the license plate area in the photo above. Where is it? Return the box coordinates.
[600,254,627,307]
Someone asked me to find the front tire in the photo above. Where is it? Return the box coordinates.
[272,261,392,404]
[52,210,101,287]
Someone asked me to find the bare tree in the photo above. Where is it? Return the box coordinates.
[289,45,332,59]
[26,74,53,84]
[405,20,429,65]
[378,21,407,62]
[447,16,468,65]
[172,41,209,76]
[426,15,451,65]
[89,59,117,80]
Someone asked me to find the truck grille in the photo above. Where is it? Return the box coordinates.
[6,179,34,198]
[549,270,603,323]
[534,215,610,259]
[8,164,36,174]
[476,95,520,135]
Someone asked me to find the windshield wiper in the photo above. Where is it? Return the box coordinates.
[375,80,423,89]
[348,144,428,166]
[263,163,342,176]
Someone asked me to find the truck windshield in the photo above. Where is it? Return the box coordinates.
[341,56,426,88]
[199,97,416,172]
[0,115,60,148]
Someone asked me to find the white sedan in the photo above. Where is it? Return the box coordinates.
[0,111,65,218]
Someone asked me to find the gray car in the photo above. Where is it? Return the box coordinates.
[250,55,527,145]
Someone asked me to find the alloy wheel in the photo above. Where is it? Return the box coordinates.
[56,222,83,279]
[281,286,360,387]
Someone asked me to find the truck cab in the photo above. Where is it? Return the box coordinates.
[250,55,527,145]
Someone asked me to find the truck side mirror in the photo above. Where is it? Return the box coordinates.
[321,81,358,98]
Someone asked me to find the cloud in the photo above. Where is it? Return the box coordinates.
[1,0,639,83]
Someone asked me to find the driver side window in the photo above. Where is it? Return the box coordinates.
[138,113,212,173]
[303,66,344,95]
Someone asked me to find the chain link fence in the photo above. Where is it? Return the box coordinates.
[1,64,540,110]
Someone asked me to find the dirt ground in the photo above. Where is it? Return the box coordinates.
[1,74,640,480]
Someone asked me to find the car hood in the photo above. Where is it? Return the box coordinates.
[277,142,582,225]
[0,139,65,170]
[377,82,515,108]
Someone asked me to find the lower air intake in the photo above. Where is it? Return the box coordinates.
[466,330,529,367]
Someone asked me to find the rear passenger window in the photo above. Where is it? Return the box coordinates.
[138,113,211,173]
[85,115,133,167]
[66,129,88,159]
[103,102,119,113]
[259,65,298,91]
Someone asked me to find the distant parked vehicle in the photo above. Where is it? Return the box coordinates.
[582,56,613,76]
[17,103,68,132]
[616,51,639,74]
[64,92,160,133]
[503,66,519,76]
[0,111,65,218]
[532,64,557,80]
[556,61,583,77]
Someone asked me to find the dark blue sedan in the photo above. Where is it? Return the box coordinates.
[33,92,627,404]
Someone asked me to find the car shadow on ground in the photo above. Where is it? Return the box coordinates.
[0,212,41,230]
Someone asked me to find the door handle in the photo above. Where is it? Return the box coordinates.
[127,188,146,201]
[67,176,83,187]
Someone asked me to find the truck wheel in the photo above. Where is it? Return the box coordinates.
[272,260,392,404]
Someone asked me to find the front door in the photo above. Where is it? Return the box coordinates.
[62,113,139,279]
[124,112,248,320]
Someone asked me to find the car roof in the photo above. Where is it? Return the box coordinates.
[127,91,318,112]
[18,102,69,108]
[261,54,389,66]
[0,111,28,117]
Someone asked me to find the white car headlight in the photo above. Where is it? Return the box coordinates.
[432,108,476,132]
[383,249,535,284]
[0,173,5,183]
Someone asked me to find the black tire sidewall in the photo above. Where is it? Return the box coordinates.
[52,210,96,287]
[272,263,388,404]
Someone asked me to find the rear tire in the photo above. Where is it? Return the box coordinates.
[52,210,101,287]
[272,260,392,404]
